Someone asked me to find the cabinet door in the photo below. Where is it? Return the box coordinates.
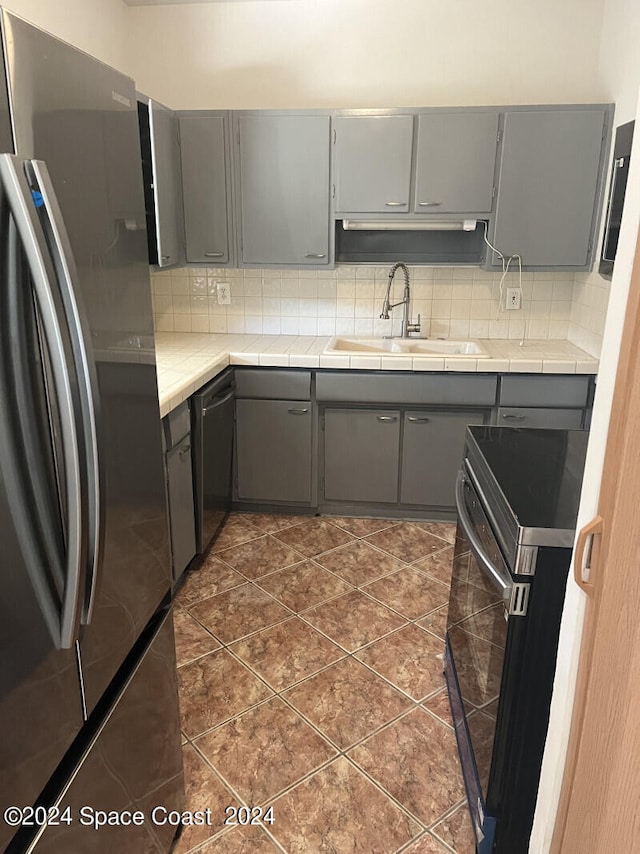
[400,410,486,507]
[238,115,330,265]
[498,407,584,429]
[180,114,231,264]
[236,399,312,503]
[324,409,400,503]
[150,101,184,267]
[414,112,499,213]
[166,438,196,580]
[492,109,606,267]
[334,115,414,213]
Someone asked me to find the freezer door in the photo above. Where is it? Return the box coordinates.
[19,611,184,854]
[1,10,172,713]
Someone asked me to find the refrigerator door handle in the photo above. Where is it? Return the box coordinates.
[0,153,85,649]
[28,160,102,625]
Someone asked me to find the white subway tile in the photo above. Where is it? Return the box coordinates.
[299,317,319,335]
[317,318,337,336]
[262,317,282,335]
[174,314,192,332]
[299,281,319,298]
[281,317,300,335]
[244,316,263,334]
[209,316,228,333]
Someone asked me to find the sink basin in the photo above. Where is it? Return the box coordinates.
[325,337,489,358]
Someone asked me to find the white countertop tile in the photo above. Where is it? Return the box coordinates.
[154,333,598,417]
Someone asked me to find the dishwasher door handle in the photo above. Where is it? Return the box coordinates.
[202,388,234,415]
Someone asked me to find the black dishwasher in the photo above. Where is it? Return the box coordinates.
[192,369,235,553]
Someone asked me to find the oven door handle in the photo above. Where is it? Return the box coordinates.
[455,471,512,602]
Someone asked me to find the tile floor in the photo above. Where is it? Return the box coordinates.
[172,513,476,854]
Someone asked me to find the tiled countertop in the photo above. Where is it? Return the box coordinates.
[155,333,598,418]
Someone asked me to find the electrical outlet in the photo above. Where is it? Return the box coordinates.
[506,287,522,310]
[217,282,231,305]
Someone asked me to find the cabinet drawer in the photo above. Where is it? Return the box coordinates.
[498,407,585,429]
[316,372,497,406]
[234,369,311,400]
[500,375,591,407]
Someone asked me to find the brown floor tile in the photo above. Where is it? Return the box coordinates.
[284,657,412,749]
[432,802,476,853]
[172,744,239,853]
[244,512,309,533]
[355,625,446,702]
[363,567,450,620]
[189,584,291,644]
[229,617,345,692]
[176,556,245,608]
[269,757,421,853]
[257,560,352,611]
[416,606,449,640]
[327,516,398,538]
[217,535,303,580]
[314,540,406,587]
[302,590,406,652]
[457,604,505,646]
[195,698,336,805]
[178,650,273,738]
[364,523,450,563]
[411,521,457,545]
[198,825,281,852]
[422,689,454,728]
[413,547,455,587]
[404,833,453,853]
[448,581,498,626]
[173,610,221,667]
[349,708,465,826]
[211,515,264,552]
[273,518,355,557]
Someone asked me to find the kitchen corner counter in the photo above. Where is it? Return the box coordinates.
[154,333,598,418]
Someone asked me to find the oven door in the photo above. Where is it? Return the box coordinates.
[445,466,529,851]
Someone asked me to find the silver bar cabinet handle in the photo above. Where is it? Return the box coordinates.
[385,201,405,207]
[418,201,442,206]
[377,415,397,422]
[407,416,430,423]
[305,253,326,259]
[204,251,224,258]
[288,408,309,415]
[502,413,526,421]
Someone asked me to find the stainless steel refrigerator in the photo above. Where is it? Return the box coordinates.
[0,10,184,852]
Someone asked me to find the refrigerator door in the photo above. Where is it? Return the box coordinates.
[11,610,184,854]
[0,169,84,851]
[1,10,172,714]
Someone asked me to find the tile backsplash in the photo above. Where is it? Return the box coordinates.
[151,264,585,346]
[568,270,610,358]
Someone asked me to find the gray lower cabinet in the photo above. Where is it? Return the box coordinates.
[179,112,233,264]
[323,409,400,503]
[236,113,331,265]
[235,399,313,503]
[497,407,584,429]
[491,109,608,267]
[400,410,487,507]
[414,112,499,214]
[163,403,196,582]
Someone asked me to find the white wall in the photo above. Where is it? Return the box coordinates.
[531,0,640,848]
[126,0,606,110]
[4,0,131,75]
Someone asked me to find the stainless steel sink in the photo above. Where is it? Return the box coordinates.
[324,337,489,358]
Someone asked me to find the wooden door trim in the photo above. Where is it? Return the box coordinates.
[551,226,640,852]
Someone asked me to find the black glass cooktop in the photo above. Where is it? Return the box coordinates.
[467,426,589,533]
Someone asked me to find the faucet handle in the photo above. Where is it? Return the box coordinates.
[407,314,421,336]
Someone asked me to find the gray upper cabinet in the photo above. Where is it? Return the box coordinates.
[491,109,608,267]
[414,112,499,213]
[138,97,185,268]
[179,113,232,265]
[236,113,331,265]
[334,115,414,213]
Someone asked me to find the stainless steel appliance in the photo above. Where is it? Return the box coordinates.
[445,426,588,854]
[0,10,183,852]
[192,369,235,553]
[599,119,634,278]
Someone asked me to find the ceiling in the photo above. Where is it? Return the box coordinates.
[123,0,299,5]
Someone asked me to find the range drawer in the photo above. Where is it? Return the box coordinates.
[499,375,591,408]
[316,371,497,405]
[234,368,311,400]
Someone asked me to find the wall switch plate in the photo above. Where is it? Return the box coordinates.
[506,287,522,310]
[217,282,231,304]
